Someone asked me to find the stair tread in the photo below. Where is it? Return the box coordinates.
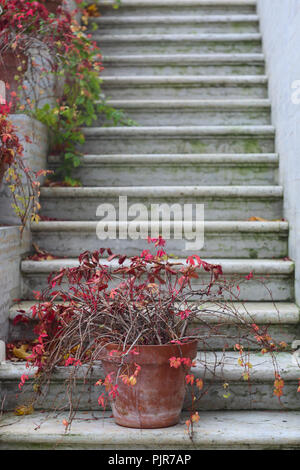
[98,0,257,7]
[101,75,268,83]
[21,258,294,274]
[103,53,265,63]
[2,350,300,381]
[102,98,271,108]
[82,125,274,135]
[96,33,261,40]
[8,301,300,324]
[49,153,279,164]
[30,220,288,232]
[40,185,282,196]
[1,410,300,450]
[95,14,259,23]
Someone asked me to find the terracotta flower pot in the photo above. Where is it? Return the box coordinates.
[99,340,198,429]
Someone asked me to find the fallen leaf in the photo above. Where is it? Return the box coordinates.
[12,344,31,360]
[14,404,34,416]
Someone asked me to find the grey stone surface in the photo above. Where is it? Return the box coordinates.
[1,352,300,412]
[97,0,257,17]
[0,227,30,342]
[96,98,271,126]
[96,33,262,54]
[102,53,265,76]
[20,258,295,301]
[94,14,260,34]
[39,184,283,221]
[49,153,279,186]
[0,115,48,225]
[30,220,288,258]
[1,410,300,449]
[101,75,268,99]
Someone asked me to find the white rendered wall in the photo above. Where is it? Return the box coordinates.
[257,0,300,304]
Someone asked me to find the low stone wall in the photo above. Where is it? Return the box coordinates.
[0,226,30,342]
[0,115,48,342]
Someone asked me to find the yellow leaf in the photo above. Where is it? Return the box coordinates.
[12,344,31,360]
[191,412,200,423]
[14,404,34,416]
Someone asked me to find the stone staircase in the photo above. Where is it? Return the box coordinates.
[1,0,300,449]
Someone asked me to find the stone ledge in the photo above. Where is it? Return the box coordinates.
[30,220,289,233]
[101,98,271,109]
[40,184,282,198]
[8,301,300,324]
[102,53,265,64]
[20,258,295,274]
[1,410,300,449]
[100,76,268,85]
[94,32,262,42]
[94,14,260,24]
[99,0,257,8]
[1,351,300,382]
[48,153,279,165]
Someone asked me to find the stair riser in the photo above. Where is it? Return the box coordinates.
[55,161,278,186]
[102,84,268,99]
[30,230,288,259]
[9,320,298,351]
[98,5,257,17]
[96,21,259,34]
[39,194,282,221]
[98,108,271,126]
[2,375,299,412]
[98,40,261,55]
[82,135,274,154]
[101,63,265,76]
[21,272,294,301]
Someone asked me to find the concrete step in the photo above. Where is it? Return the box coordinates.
[96,33,262,54]
[93,14,260,34]
[39,185,282,221]
[1,410,300,449]
[101,75,268,99]
[30,220,288,259]
[1,352,300,412]
[96,99,271,126]
[102,53,266,76]
[8,299,300,349]
[48,153,279,187]
[20,258,294,301]
[81,125,275,154]
[97,0,257,17]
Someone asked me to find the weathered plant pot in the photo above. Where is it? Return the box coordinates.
[100,340,198,429]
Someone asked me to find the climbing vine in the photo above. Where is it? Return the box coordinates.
[0,103,50,229]
[0,0,133,186]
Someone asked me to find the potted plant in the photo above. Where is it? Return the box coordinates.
[0,0,134,187]
[13,237,287,432]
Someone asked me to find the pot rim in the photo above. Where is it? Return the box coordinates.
[103,338,198,349]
